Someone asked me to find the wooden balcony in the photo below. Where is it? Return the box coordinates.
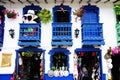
[82,23,105,45]
[52,22,72,46]
[18,23,41,47]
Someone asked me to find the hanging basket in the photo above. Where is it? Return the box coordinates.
[37,9,52,24]
[7,14,15,18]
[7,13,17,19]
[3,9,19,19]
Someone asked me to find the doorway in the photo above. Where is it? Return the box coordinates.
[77,51,100,80]
[111,54,120,80]
[16,48,45,80]
[75,48,102,80]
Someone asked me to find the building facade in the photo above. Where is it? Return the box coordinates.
[0,0,120,80]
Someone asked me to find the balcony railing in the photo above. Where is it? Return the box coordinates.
[18,23,41,47]
[82,23,105,45]
[52,22,72,46]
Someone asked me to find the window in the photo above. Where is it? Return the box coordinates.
[116,15,120,23]
[55,10,70,22]
[52,52,67,70]
[52,4,72,46]
[53,4,71,23]
[18,4,41,46]
[81,4,104,45]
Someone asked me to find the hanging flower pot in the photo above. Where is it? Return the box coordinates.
[3,9,19,19]
[7,12,16,18]
[37,9,52,24]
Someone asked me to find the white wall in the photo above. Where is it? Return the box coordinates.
[0,2,118,75]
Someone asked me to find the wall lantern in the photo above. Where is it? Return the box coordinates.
[9,29,15,39]
[75,28,79,38]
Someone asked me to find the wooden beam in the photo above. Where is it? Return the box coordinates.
[95,0,101,3]
[79,0,82,3]
[35,0,40,4]
[62,0,64,3]
[71,0,74,3]
[8,0,15,4]
[26,0,32,4]
[54,0,56,3]
[0,0,6,4]
[18,0,23,4]
[113,0,120,3]
[104,0,110,3]
[87,0,91,3]
[44,0,48,4]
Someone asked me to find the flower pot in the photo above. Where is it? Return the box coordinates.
[7,13,16,19]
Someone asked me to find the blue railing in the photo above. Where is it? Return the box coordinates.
[52,22,73,46]
[82,23,105,45]
[18,23,41,46]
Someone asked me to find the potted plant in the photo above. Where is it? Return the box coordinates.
[37,9,52,24]
[4,9,19,19]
